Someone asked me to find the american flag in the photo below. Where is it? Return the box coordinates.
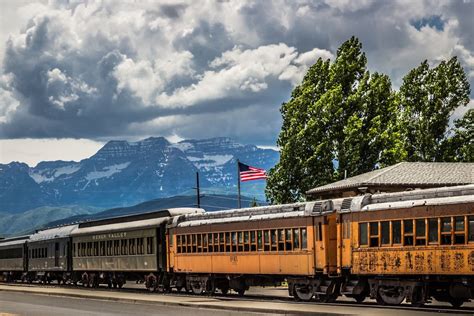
[238,162,267,182]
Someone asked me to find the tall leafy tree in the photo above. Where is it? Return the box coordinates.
[399,57,470,161]
[440,109,474,162]
[266,37,400,203]
[267,37,472,204]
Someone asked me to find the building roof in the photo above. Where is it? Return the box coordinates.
[306,162,474,196]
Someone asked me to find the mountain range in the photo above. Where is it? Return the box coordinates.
[0,137,279,214]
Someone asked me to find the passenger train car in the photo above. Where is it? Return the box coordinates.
[0,185,472,308]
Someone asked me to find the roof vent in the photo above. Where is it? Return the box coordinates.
[341,198,353,211]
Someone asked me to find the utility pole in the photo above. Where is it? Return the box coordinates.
[195,171,201,208]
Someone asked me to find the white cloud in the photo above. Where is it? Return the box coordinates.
[156,43,333,107]
[0,0,472,150]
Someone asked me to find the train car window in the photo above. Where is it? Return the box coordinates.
[196,234,202,253]
[257,230,263,251]
[224,232,229,252]
[88,242,93,256]
[94,242,99,256]
[213,233,219,252]
[123,239,129,255]
[369,222,379,247]
[441,217,452,245]
[202,234,208,252]
[192,234,196,253]
[381,221,390,245]
[113,240,118,255]
[359,223,368,246]
[278,229,285,251]
[428,218,439,243]
[285,229,292,250]
[415,219,426,246]
[177,235,181,253]
[244,231,250,252]
[230,232,235,252]
[181,236,187,253]
[454,217,466,244]
[217,233,223,252]
[207,233,213,253]
[403,220,414,246]
[271,230,277,251]
[264,230,270,251]
[293,228,300,249]
[145,237,153,254]
[301,228,307,249]
[128,239,134,255]
[251,231,256,251]
[237,232,243,252]
[318,222,323,241]
[469,216,474,242]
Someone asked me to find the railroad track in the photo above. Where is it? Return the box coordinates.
[1,281,473,314]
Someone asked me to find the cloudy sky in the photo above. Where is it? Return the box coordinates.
[0,0,473,166]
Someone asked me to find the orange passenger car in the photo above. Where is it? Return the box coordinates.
[167,202,340,299]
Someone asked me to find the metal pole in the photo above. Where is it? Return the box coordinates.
[237,159,241,209]
[196,172,201,208]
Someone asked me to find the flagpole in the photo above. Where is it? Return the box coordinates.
[237,159,241,209]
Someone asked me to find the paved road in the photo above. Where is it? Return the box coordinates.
[0,291,266,316]
[1,284,474,316]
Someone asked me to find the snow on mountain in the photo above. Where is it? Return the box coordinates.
[30,164,81,183]
[85,162,130,181]
[0,137,279,213]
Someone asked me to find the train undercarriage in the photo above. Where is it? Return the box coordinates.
[2,270,473,308]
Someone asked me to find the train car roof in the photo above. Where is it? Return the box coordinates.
[172,203,310,228]
[0,235,29,247]
[72,208,204,236]
[29,224,79,242]
[361,194,474,212]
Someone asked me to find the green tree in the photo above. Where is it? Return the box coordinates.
[267,38,472,204]
[266,37,401,203]
[399,57,471,161]
[440,109,474,162]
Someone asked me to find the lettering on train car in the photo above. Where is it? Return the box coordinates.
[454,253,465,271]
[230,254,238,264]
[441,253,451,272]
[358,252,368,272]
[469,251,474,272]
[415,253,424,272]
[427,252,434,272]
[368,252,377,272]
[92,232,127,240]
[393,255,401,272]
[380,252,389,271]
[406,252,413,271]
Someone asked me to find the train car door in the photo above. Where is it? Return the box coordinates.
[313,217,326,272]
[326,214,338,275]
[55,242,60,267]
[337,213,352,273]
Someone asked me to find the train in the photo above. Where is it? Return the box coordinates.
[1,184,473,308]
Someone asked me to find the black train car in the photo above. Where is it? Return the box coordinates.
[0,235,29,282]
[70,208,203,288]
[27,224,77,283]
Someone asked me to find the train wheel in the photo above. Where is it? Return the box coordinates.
[237,289,246,296]
[351,294,366,303]
[410,286,425,307]
[294,285,313,302]
[176,286,183,293]
[449,298,464,308]
[377,286,405,306]
[191,282,205,295]
[220,285,229,296]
